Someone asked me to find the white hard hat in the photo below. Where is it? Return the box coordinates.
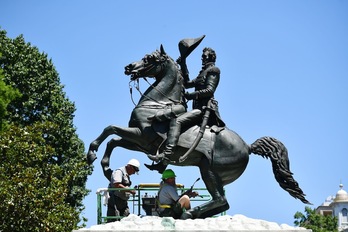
[128,159,140,174]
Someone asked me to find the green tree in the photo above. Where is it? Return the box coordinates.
[294,206,338,232]
[0,65,21,131]
[0,29,92,231]
[0,123,83,231]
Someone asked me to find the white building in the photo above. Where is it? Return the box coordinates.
[316,184,348,231]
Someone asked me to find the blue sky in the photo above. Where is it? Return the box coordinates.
[1,0,348,227]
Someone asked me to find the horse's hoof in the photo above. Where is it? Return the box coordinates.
[103,167,113,182]
[87,150,97,165]
[180,211,193,220]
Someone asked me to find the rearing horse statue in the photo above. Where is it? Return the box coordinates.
[87,45,310,219]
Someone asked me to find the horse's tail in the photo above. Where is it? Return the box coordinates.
[250,136,311,205]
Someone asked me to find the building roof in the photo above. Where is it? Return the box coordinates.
[334,184,348,202]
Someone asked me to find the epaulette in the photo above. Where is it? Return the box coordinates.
[206,66,220,74]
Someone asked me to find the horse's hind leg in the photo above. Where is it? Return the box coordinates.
[182,157,229,219]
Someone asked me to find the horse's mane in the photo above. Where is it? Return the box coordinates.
[156,49,184,89]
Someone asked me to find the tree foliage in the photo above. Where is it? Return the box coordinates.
[0,123,81,231]
[294,206,338,232]
[0,65,21,131]
[0,29,92,231]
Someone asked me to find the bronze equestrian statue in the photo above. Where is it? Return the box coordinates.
[146,35,226,172]
[86,37,310,219]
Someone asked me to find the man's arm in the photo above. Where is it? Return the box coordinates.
[185,69,220,100]
[111,169,135,194]
[167,186,180,202]
[113,182,136,195]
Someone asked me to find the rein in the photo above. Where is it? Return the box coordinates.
[129,79,140,106]
[128,59,183,107]
[143,77,181,105]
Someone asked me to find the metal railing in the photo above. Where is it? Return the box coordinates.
[96,183,225,224]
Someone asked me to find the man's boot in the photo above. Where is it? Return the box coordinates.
[146,118,181,166]
[144,162,167,174]
[160,118,181,161]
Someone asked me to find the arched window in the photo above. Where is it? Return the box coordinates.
[342,208,348,223]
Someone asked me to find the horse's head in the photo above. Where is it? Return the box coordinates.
[124,45,170,81]
[124,44,183,106]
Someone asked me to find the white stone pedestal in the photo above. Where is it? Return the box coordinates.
[74,214,312,231]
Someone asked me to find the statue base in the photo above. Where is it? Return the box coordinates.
[74,214,312,231]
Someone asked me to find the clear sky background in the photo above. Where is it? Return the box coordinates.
[1,0,348,228]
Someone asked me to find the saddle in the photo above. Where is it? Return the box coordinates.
[152,121,225,160]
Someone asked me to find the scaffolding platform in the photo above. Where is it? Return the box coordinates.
[96,183,225,224]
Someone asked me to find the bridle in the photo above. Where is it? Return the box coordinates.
[128,51,183,107]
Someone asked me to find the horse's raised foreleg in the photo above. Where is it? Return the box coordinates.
[101,137,144,181]
[87,125,142,165]
[181,157,229,219]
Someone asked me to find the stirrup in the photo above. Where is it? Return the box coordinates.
[147,153,165,162]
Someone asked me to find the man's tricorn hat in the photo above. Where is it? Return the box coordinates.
[178,35,206,60]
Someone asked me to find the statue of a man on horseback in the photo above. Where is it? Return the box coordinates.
[86,36,311,219]
[146,36,227,172]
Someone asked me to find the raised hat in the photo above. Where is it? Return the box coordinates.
[178,35,206,59]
